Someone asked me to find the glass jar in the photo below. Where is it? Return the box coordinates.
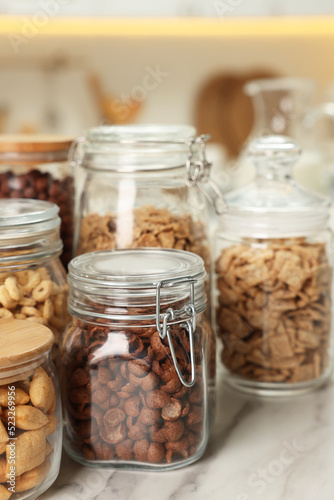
[0,199,69,351]
[0,318,62,500]
[241,77,334,195]
[0,135,75,268]
[215,135,333,396]
[72,124,225,278]
[60,248,214,470]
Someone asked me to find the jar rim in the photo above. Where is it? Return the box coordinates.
[0,199,59,228]
[85,124,196,144]
[68,249,207,320]
[78,124,199,173]
[0,199,62,261]
[69,248,205,287]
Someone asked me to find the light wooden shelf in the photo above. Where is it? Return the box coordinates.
[0,15,334,38]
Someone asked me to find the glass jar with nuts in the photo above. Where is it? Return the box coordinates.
[0,199,69,352]
[215,136,333,396]
[0,135,75,268]
[0,319,62,500]
[60,248,214,470]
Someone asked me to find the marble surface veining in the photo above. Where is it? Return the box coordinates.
[41,369,334,500]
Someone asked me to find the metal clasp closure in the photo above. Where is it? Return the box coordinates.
[155,276,197,388]
[186,134,227,215]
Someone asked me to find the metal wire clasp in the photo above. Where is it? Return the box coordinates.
[186,134,227,215]
[155,276,197,388]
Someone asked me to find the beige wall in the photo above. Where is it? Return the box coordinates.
[0,27,333,135]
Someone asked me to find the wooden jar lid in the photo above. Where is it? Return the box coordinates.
[0,134,73,153]
[0,319,54,368]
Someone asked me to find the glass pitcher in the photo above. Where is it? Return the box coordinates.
[238,77,334,195]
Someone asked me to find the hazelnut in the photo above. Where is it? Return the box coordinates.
[186,405,203,426]
[146,390,170,409]
[141,372,159,392]
[149,425,166,444]
[124,396,140,417]
[161,398,182,421]
[116,439,134,460]
[133,439,149,462]
[103,408,126,428]
[129,360,150,377]
[160,375,182,394]
[181,401,190,417]
[150,332,169,361]
[151,360,164,377]
[128,421,147,440]
[100,423,126,444]
[71,368,89,387]
[92,387,110,405]
[107,375,123,391]
[163,419,185,442]
[165,436,188,452]
[189,381,203,404]
[117,391,132,400]
[139,407,161,426]
[147,442,165,463]
[109,393,120,408]
[97,367,111,385]
[70,387,90,405]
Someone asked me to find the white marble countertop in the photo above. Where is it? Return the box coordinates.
[41,370,334,500]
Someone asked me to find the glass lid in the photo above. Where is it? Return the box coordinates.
[0,199,59,227]
[79,124,198,172]
[86,125,196,144]
[68,248,207,314]
[0,199,61,239]
[222,135,331,237]
[69,248,205,288]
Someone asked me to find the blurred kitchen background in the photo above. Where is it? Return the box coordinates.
[1,0,334,193]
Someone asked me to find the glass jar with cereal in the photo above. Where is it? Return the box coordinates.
[0,135,75,268]
[60,248,214,470]
[71,125,226,316]
[215,135,333,395]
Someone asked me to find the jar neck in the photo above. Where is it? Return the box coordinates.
[68,283,206,327]
[0,149,69,166]
[0,228,62,269]
[246,79,313,143]
[82,146,191,173]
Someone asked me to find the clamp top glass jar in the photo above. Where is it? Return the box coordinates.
[215,135,333,396]
[72,125,225,271]
[0,198,68,350]
[0,318,62,500]
[60,248,214,470]
[0,135,75,268]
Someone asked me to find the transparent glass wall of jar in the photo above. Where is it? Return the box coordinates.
[60,249,215,470]
[214,135,333,396]
[0,199,69,352]
[0,319,62,500]
[72,124,225,271]
[0,135,75,268]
